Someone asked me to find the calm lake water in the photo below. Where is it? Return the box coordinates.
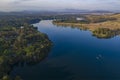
[11,20,120,80]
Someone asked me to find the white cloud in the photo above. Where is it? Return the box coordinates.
[0,0,120,12]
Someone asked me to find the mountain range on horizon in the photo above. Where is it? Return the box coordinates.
[0,9,119,15]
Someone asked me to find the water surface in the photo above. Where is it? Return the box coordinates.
[11,20,120,80]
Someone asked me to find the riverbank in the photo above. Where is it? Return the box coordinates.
[15,20,120,80]
[53,21,120,31]
[53,14,120,38]
[0,20,52,79]
[53,14,120,31]
[53,22,120,38]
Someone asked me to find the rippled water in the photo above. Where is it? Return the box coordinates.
[11,20,120,80]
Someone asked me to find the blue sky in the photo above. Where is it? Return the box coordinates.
[0,0,120,12]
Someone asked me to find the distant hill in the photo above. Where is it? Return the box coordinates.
[60,9,116,14]
[0,10,119,16]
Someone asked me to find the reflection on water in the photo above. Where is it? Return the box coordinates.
[92,28,120,39]
[11,20,120,80]
[0,46,51,79]
[53,22,120,39]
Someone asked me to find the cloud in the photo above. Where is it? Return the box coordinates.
[0,0,120,12]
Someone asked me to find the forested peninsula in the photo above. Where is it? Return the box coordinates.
[0,15,52,80]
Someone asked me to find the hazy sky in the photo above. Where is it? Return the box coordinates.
[0,0,120,12]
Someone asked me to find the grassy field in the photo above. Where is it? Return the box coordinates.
[53,14,120,31]
[53,14,120,38]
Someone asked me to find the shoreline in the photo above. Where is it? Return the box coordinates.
[53,21,120,31]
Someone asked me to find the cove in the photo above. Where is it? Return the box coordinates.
[11,20,120,80]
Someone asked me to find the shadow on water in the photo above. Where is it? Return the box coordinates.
[53,22,120,39]
[0,24,52,79]
[6,20,120,80]
[0,46,52,79]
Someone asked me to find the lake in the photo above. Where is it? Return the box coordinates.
[11,20,120,80]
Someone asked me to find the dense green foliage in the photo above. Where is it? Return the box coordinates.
[86,15,117,23]
[92,28,120,38]
[0,13,59,28]
[53,14,117,24]
[0,14,52,80]
[0,25,52,79]
[53,14,88,24]
[0,16,40,27]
